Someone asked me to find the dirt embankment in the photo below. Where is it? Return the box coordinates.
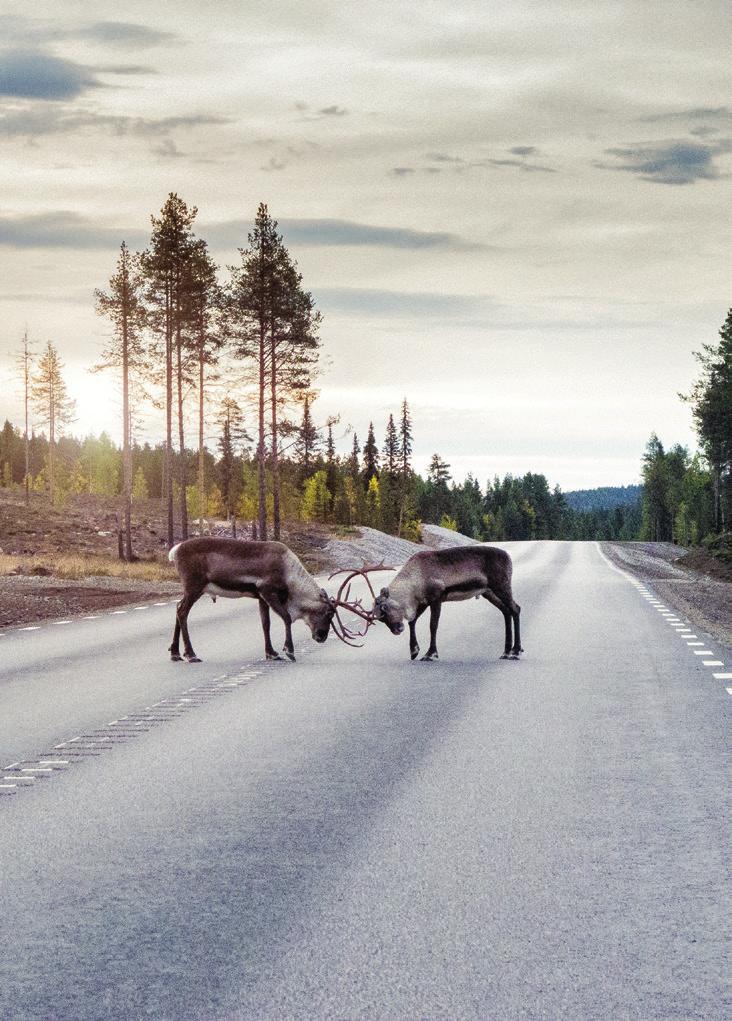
[0,489,477,628]
[602,541,732,647]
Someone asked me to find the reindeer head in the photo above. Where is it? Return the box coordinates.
[373,586,405,635]
[302,588,337,643]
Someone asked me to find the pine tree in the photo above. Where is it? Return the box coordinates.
[383,414,399,475]
[30,342,76,504]
[216,397,249,520]
[348,433,360,480]
[684,308,732,531]
[397,398,413,534]
[399,398,412,476]
[294,392,320,477]
[229,203,322,539]
[362,422,379,485]
[95,241,146,559]
[185,239,224,534]
[140,193,199,545]
[641,433,670,541]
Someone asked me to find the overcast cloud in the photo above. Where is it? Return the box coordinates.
[0,0,730,489]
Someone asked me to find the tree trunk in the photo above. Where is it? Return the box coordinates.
[165,283,174,547]
[270,323,281,540]
[23,332,30,506]
[198,332,205,535]
[48,387,55,504]
[176,288,188,540]
[122,269,133,562]
[257,321,267,540]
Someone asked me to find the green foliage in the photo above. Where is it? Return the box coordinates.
[439,513,457,531]
[365,475,381,528]
[132,466,149,500]
[301,470,330,522]
[401,517,422,542]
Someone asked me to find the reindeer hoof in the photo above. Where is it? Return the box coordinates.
[285,651,296,662]
[410,648,419,661]
[421,653,438,662]
[185,654,202,663]
[266,652,284,661]
[170,653,183,662]
[500,653,510,660]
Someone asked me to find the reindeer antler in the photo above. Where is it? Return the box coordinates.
[327,561,394,647]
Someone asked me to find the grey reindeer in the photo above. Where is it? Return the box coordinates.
[369,545,523,661]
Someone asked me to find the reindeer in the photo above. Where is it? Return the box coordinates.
[168,537,344,663]
[368,546,522,661]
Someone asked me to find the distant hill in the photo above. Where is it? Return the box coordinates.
[564,485,643,513]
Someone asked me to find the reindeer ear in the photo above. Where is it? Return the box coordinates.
[319,587,329,601]
[380,586,389,597]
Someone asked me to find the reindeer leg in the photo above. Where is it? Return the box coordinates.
[409,604,427,660]
[421,600,441,661]
[259,599,283,661]
[169,618,183,661]
[260,589,295,662]
[482,589,513,659]
[176,589,204,662]
[510,600,523,657]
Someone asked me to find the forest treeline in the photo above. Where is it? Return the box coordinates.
[640,307,731,554]
[5,191,730,556]
[0,412,642,542]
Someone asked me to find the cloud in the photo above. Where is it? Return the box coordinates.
[0,16,177,49]
[0,107,230,138]
[597,140,732,185]
[0,211,148,249]
[390,166,415,176]
[0,49,98,100]
[509,146,538,157]
[485,157,556,173]
[205,216,481,251]
[0,212,482,254]
[425,152,464,164]
[640,106,732,126]
[318,105,347,116]
[314,287,485,319]
[77,22,177,48]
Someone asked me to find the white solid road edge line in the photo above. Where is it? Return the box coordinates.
[713,673,732,680]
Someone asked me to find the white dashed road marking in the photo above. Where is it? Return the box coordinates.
[703,661,724,667]
[713,673,732,680]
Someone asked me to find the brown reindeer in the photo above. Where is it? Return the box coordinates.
[370,546,522,661]
[168,537,339,662]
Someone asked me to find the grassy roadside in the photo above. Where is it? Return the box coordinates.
[0,552,176,583]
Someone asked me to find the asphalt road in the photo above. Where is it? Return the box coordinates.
[0,541,729,1021]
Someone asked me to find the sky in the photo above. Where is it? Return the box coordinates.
[1,0,731,490]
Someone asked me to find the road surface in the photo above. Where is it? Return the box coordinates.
[1,541,729,1020]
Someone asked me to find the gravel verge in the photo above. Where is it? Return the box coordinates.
[0,575,181,629]
[601,541,732,648]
